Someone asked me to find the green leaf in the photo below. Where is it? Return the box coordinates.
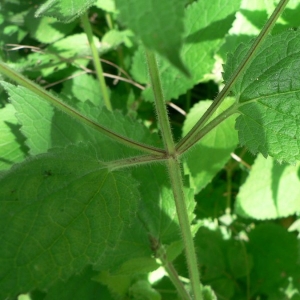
[224,30,300,163]
[131,0,241,101]
[248,223,299,295]
[62,73,104,106]
[132,165,195,246]
[95,0,116,13]
[35,0,97,23]
[44,267,113,300]
[182,99,238,194]
[0,104,28,171]
[129,280,161,300]
[24,8,77,44]
[115,0,187,75]
[235,154,300,219]
[0,144,140,299]
[21,33,97,77]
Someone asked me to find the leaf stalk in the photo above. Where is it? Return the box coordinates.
[0,61,164,156]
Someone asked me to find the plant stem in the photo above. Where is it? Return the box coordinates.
[156,243,191,300]
[81,12,112,111]
[0,61,164,156]
[167,158,202,300]
[145,49,202,300]
[145,50,175,155]
[176,0,290,154]
[106,154,167,171]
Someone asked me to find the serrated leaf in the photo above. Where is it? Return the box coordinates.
[182,99,238,194]
[0,144,140,299]
[235,154,300,219]
[131,0,241,101]
[224,30,300,163]
[35,0,97,23]
[115,0,187,75]
[0,104,28,171]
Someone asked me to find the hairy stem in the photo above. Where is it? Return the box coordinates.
[0,61,164,156]
[106,154,167,171]
[81,12,112,110]
[176,0,289,154]
[145,50,175,155]
[145,49,202,299]
[155,242,191,300]
[167,158,202,300]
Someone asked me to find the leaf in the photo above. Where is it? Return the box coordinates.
[182,99,238,194]
[115,0,187,75]
[235,154,300,219]
[44,267,113,300]
[24,8,77,44]
[224,30,300,163]
[62,73,104,106]
[0,104,28,171]
[35,0,97,23]
[1,82,162,158]
[248,223,299,294]
[22,33,97,77]
[132,165,195,246]
[95,0,116,13]
[131,0,241,101]
[0,144,140,299]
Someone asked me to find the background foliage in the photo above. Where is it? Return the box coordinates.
[0,0,300,299]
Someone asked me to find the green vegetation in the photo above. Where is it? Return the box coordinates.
[0,0,300,299]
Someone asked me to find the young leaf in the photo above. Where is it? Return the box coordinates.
[115,0,187,75]
[224,30,300,163]
[0,144,140,299]
[235,154,300,219]
[182,99,238,194]
[131,0,242,101]
[35,0,97,23]
[0,104,28,171]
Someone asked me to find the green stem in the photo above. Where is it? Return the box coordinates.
[178,105,237,155]
[176,0,289,154]
[145,49,202,299]
[81,12,112,111]
[167,158,202,300]
[106,154,167,171]
[156,243,191,300]
[0,61,164,156]
[145,50,175,155]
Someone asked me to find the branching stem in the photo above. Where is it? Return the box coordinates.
[145,49,202,300]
